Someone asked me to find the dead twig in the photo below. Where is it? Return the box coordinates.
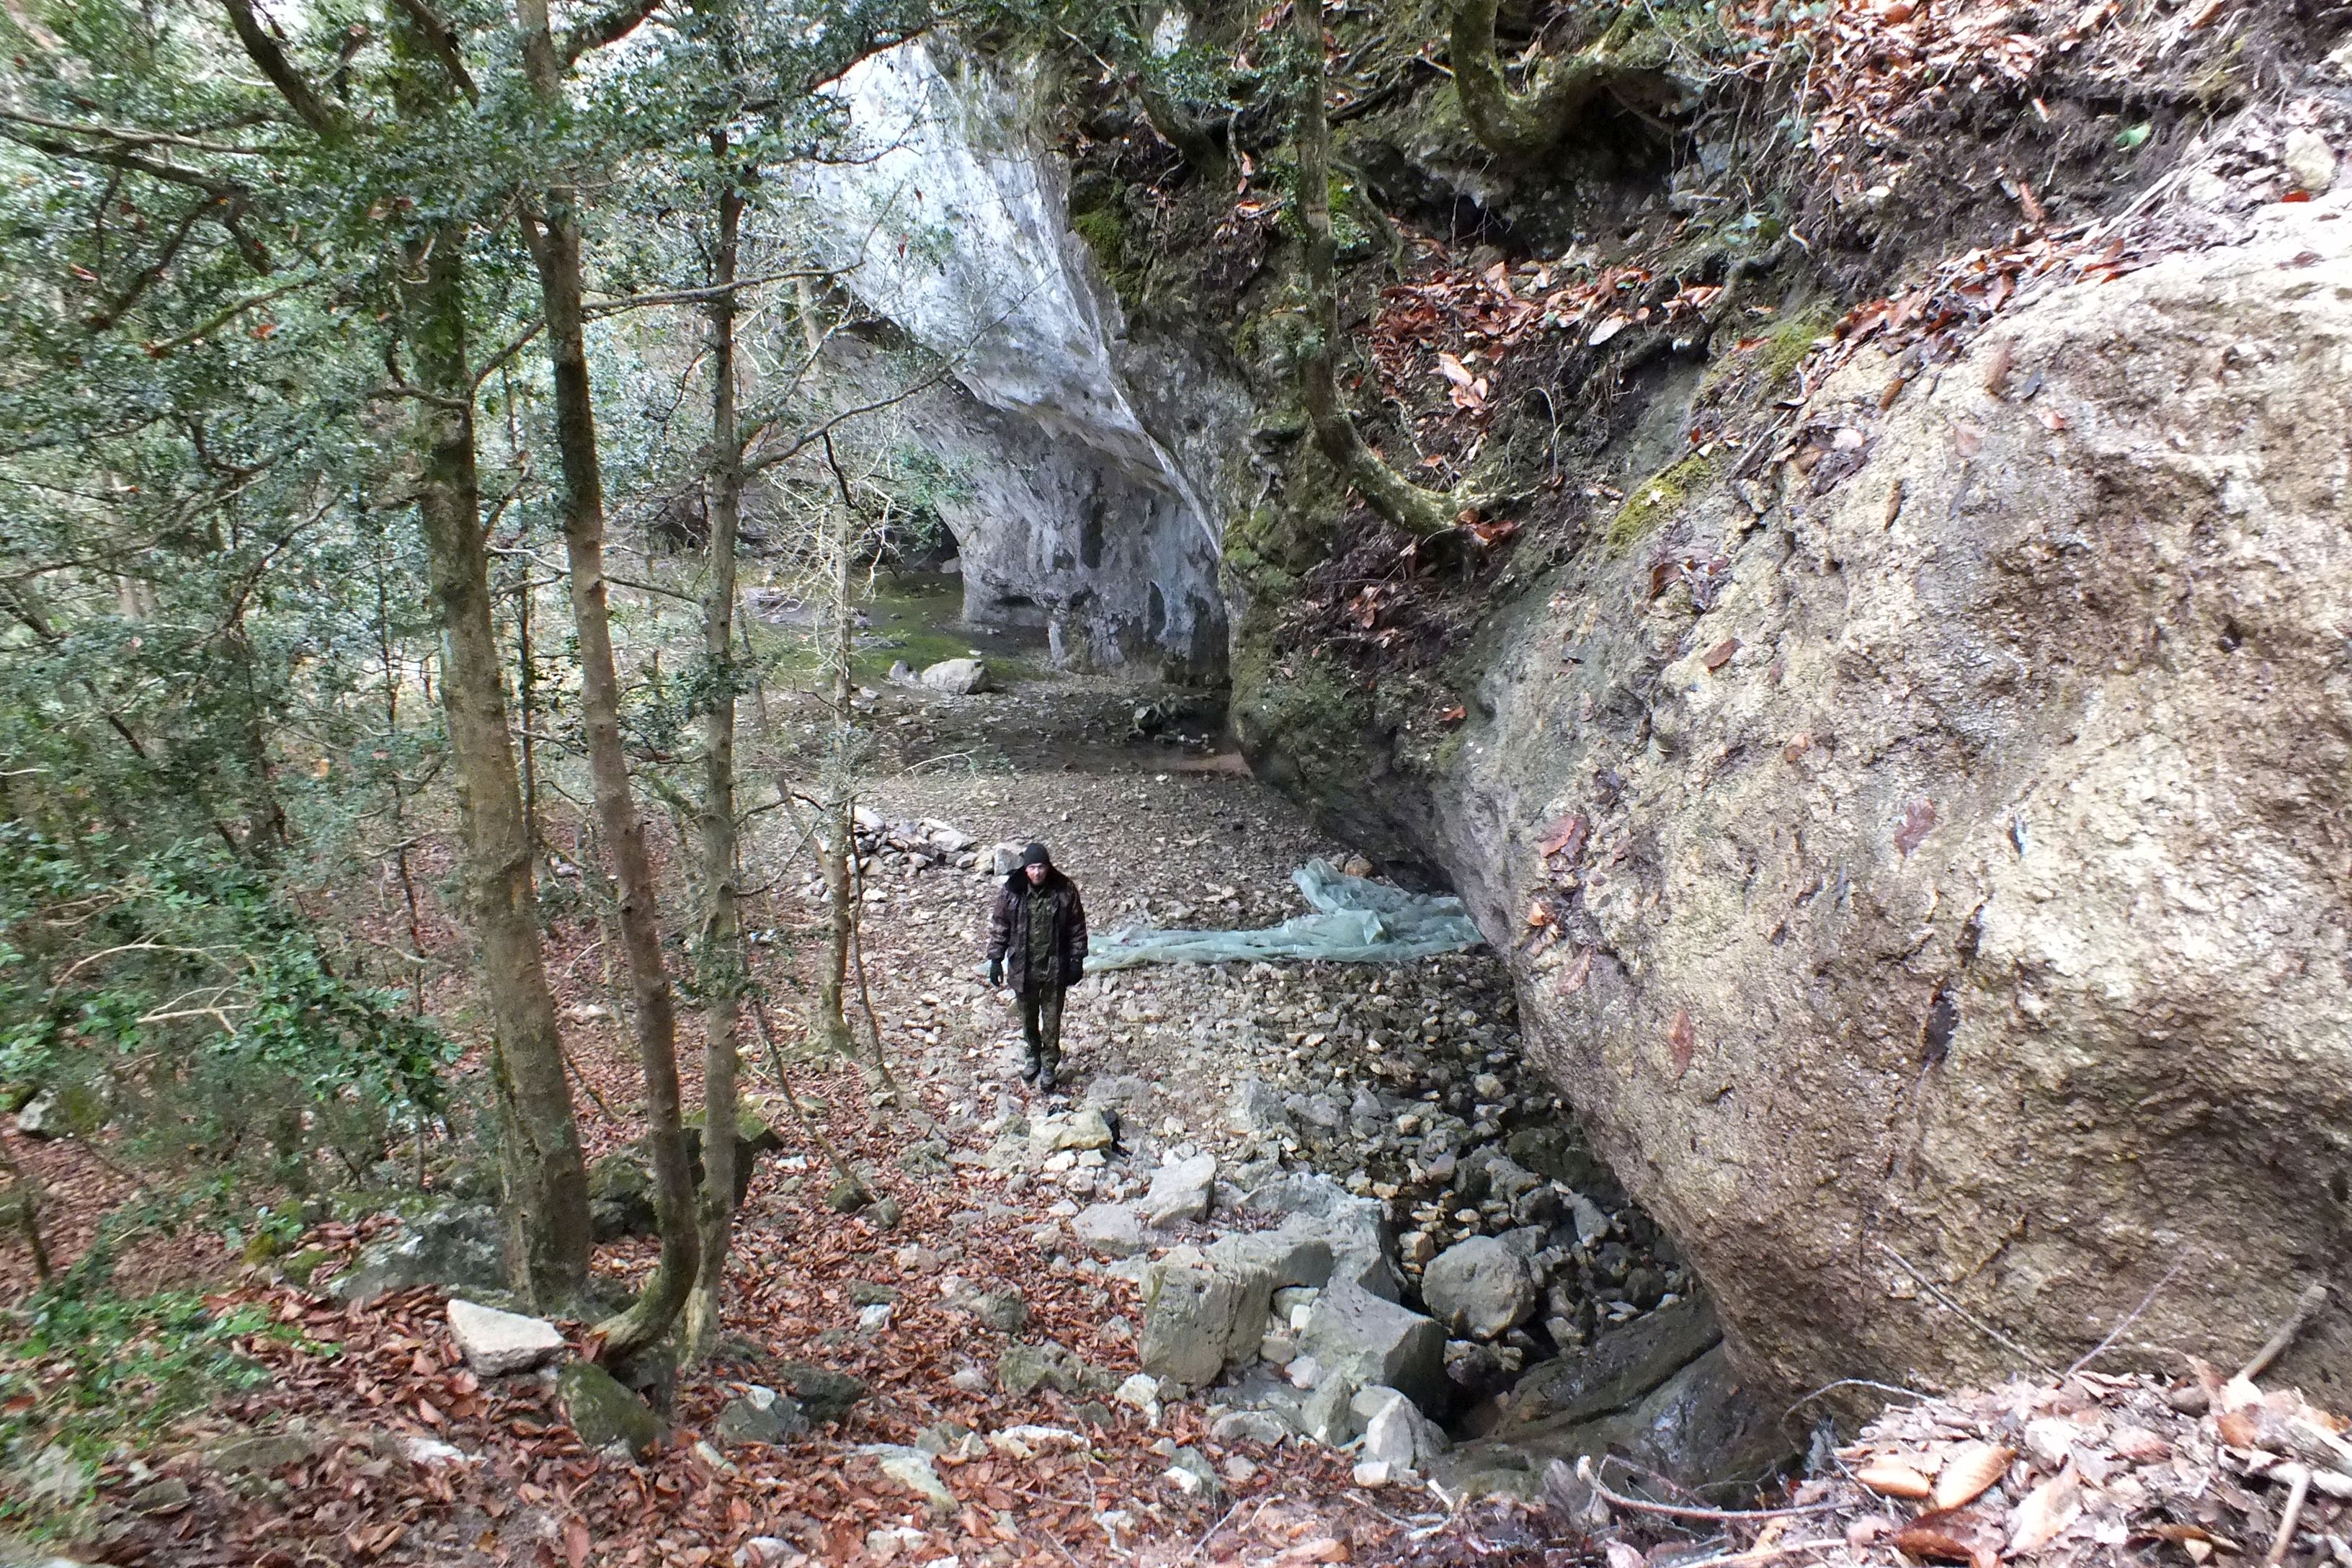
[2068,1256,2191,1376]
[1576,1458,1848,1523]
[2241,1285,2331,1384]
[1876,1241,2057,1374]
[2265,1464,2313,1568]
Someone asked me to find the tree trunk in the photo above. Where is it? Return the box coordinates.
[683,144,745,1362]
[396,224,590,1309]
[1291,0,1464,539]
[513,0,698,1361]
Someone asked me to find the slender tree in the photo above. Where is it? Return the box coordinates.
[509,0,700,1360]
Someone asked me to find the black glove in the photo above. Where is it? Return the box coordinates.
[988,957,1003,987]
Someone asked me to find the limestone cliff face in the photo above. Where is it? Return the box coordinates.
[1392,200,2352,1401]
[799,40,1246,674]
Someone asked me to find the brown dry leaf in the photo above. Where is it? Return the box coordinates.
[1858,1458,1935,1499]
[2036,406,2070,432]
[1934,1442,2013,1509]
[1953,421,1984,456]
[1703,638,1741,672]
[1666,1009,1697,1079]
[2108,1424,2171,1463]
[1894,798,1937,857]
[2008,1461,2082,1554]
[1435,352,1475,389]
[1590,315,1630,346]
[1538,812,1591,861]
[1275,1541,1350,1566]
[1559,947,1595,994]
[1894,1505,1999,1568]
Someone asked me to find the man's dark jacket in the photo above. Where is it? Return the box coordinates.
[987,870,1088,992]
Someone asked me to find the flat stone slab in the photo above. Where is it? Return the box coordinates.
[447,1298,568,1376]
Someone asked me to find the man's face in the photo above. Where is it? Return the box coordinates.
[1025,862,1047,885]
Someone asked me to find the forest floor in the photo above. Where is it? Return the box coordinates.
[0,660,1595,1568]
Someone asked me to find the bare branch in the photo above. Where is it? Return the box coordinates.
[220,0,344,136]
[561,0,664,63]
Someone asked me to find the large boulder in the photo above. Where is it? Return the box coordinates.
[1140,1152,1217,1227]
[1296,1279,1446,1414]
[1244,200,2352,1399]
[1139,1254,1272,1386]
[557,1362,659,1457]
[331,1204,505,1305]
[1420,1237,1535,1342]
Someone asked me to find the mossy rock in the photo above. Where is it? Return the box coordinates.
[557,1360,659,1457]
[587,1152,659,1242]
[774,1360,868,1425]
[278,1247,333,1288]
[1606,454,1715,550]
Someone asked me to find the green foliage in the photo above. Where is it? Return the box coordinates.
[0,1286,303,1481]
[0,827,459,1185]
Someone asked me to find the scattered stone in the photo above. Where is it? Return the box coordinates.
[917,657,992,695]
[1210,1409,1292,1445]
[973,1288,1030,1334]
[205,1428,324,1476]
[737,1538,796,1567]
[1422,1236,1536,1341]
[1162,1446,1220,1499]
[1030,1108,1115,1154]
[18,1444,95,1510]
[1353,1458,1397,1487]
[1071,1202,1145,1258]
[396,1436,474,1467]
[1141,1151,1217,1227]
[858,1302,894,1332]
[558,1362,659,1458]
[860,1443,957,1515]
[715,1386,808,1446]
[827,1177,873,1213]
[128,1477,192,1514]
[775,1360,868,1425]
[997,1340,1093,1398]
[446,1298,567,1376]
[1226,1076,1289,1136]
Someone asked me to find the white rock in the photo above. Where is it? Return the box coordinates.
[2285,128,2338,195]
[1141,1151,1217,1227]
[1352,1459,1396,1487]
[445,1299,567,1376]
[917,656,992,695]
[397,1435,476,1466]
[1359,1398,1420,1474]
[1071,1202,1145,1258]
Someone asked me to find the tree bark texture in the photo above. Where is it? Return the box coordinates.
[513,0,698,1360]
[683,145,745,1362]
[396,226,590,1309]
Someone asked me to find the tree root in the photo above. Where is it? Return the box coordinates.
[1449,0,1667,166]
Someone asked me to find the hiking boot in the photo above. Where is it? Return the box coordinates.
[1020,1051,1041,1086]
[1037,1061,1058,1095]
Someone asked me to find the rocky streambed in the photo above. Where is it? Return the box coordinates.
[797,668,1787,1497]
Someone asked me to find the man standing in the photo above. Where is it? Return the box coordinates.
[986,843,1087,1092]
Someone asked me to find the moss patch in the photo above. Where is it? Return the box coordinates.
[1072,207,1146,306]
[1606,453,1714,550]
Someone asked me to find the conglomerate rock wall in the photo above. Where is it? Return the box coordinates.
[1420,198,2352,1403]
